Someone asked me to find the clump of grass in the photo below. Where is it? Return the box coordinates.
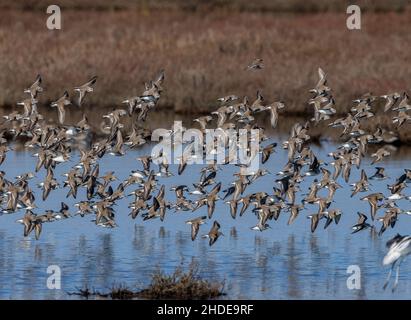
[68,283,140,300]
[138,262,224,299]
[67,262,224,300]
[67,285,96,299]
[109,283,139,300]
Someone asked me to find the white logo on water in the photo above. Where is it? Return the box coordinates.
[46,265,61,289]
[346,265,361,290]
[46,5,62,30]
[346,5,361,30]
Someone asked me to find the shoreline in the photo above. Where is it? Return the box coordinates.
[2,104,411,146]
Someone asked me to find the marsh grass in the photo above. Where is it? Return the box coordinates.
[1,9,411,115]
[138,262,224,299]
[67,262,224,300]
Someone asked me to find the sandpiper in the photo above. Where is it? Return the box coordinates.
[74,201,93,217]
[251,207,271,231]
[203,220,223,246]
[51,91,71,124]
[305,155,321,176]
[4,184,19,212]
[393,110,411,127]
[225,199,238,219]
[186,216,207,241]
[238,195,252,216]
[129,197,148,219]
[246,58,264,70]
[351,212,372,234]
[16,210,36,237]
[350,169,369,197]
[381,92,401,112]
[323,209,342,229]
[17,98,37,117]
[361,193,384,221]
[218,95,238,104]
[287,204,304,225]
[109,129,125,156]
[24,74,43,99]
[303,180,319,204]
[378,207,400,236]
[392,92,411,112]
[369,167,388,180]
[310,67,330,95]
[261,142,277,164]
[193,115,213,130]
[59,202,71,218]
[74,76,97,106]
[371,147,391,164]
[137,156,152,175]
[307,213,322,233]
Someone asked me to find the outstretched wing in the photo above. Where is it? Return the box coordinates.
[191,223,200,241]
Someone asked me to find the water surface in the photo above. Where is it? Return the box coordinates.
[0,123,411,300]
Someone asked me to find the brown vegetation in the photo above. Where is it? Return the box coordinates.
[1,7,411,115]
[67,262,224,300]
[138,263,224,299]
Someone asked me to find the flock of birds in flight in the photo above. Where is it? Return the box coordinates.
[2,58,411,290]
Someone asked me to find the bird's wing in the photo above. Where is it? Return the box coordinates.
[57,105,66,124]
[191,223,200,241]
[81,76,97,88]
[31,74,42,88]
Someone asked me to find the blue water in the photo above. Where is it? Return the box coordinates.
[1,137,411,299]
